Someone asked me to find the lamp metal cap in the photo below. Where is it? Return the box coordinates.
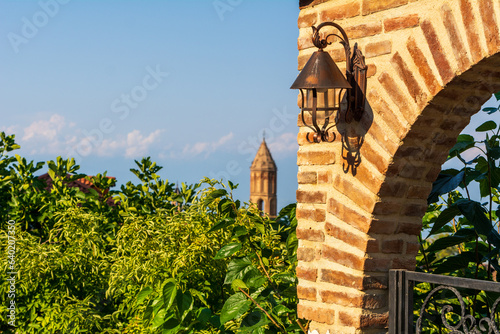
[291,50,351,90]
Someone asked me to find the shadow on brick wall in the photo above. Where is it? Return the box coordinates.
[336,95,373,176]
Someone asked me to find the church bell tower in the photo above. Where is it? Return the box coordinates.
[250,138,277,217]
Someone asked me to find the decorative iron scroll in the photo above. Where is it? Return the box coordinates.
[416,285,500,334]
[310,22,367,123]
[349,44,367,122]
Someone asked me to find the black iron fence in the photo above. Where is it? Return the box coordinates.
[389,269,500,333]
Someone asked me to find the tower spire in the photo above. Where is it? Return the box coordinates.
[250,138,277,217]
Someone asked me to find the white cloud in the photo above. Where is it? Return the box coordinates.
[216,132,234,147]
[268,132,298,154]
[179,132,234,159]
[183,142,209,156]
[14,113,165,159]
[23,114,66,141]
[78,129,164,158]
[15,114,75,155]
[125,129,163,158]
[94,138,123,157]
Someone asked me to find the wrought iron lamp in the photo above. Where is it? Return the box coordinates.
[291,22,367,143]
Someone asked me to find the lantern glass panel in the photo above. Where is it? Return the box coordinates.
[304,88,343,114]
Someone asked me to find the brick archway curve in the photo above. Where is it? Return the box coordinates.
[294,0,500,333]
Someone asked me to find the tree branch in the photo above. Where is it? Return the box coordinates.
[238,287,286,333]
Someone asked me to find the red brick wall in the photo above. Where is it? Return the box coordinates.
[294,0,500,332]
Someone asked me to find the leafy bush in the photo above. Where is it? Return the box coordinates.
[416,97,500,332]
[0,133,303,333]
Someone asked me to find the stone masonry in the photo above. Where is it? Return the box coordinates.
[294,0,500,333]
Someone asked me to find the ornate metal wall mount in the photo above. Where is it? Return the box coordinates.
[291,21,368,143]
[310,22,368,123]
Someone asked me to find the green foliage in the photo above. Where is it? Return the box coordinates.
[213,203,305,333]
[416,99,500,332]
[0,132,303,333]
[132,188,305,333]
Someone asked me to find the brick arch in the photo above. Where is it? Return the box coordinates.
[294,0,500,333]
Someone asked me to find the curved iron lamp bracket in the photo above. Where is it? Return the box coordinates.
[312,22,368,122]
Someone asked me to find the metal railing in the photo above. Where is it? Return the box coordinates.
[389,269,500,334]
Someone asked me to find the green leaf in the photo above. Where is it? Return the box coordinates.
[448,136,475,158]
[277,203,296,217]
[433,251,476,274]
[75,191,86,200]
[464,169,483,186]
[162,279,177,311]
[152,309,168,328]
[244,272,267,289]
[476,120,497,132]
[143,305,154,322]
[490,147,500,160]
[219,292,252,324]
[253,221,265,234]
[426,229,475,253]
[136,286,153,306]
[483,107,498,114]
[428,170,465,204]
[495,91,500,101]
[455,199,492,236]
[209,315,221,329]
[286,231,298,264]
[456,134,475,143]
[220,199,237,217]
[203,188,227,205]
[214,243,242,260]
[151,299,165,320]
[233,226,248,237]
[189,289,209,307]
[272,272,297,285]
[487,230,500,249]
[480,178,490,198]
[428,206,461,237]
[176,291,193,322]
[196,308,212,325]
[475,156,488,173]
[481,291,500,310]
[272,304,294,317]
[225,257,254,285]
[231,279,248,292]
[210,189,227,199]
[239,311,271,333]
[208,218,235,232]
[280,285,298,298]
[161,315,181,332]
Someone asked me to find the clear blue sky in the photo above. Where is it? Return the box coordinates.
[0,1,497,210]
[0,0,301,209]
